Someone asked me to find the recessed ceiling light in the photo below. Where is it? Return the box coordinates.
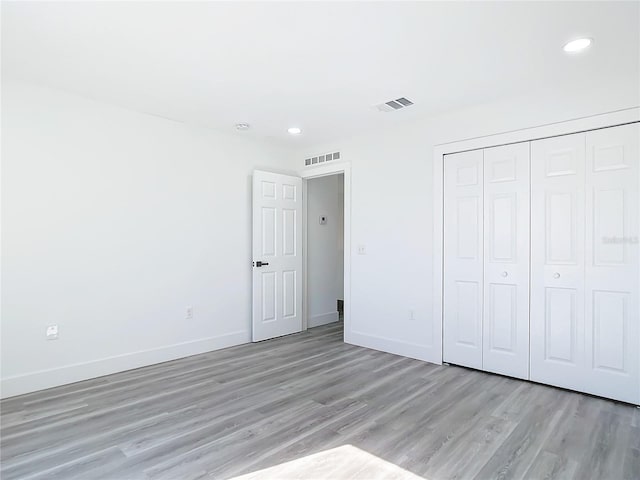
[235,123,250,131]
[563,38,592,53]
[287,127,302,135]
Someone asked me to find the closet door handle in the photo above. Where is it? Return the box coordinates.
[553,272,561,279]
[501,271,508,277]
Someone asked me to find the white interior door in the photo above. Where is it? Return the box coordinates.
[252,170,303,342]
[584,123,639,404]
[444,149,484,369]
[530,133,586,392]
[482,142,530,379]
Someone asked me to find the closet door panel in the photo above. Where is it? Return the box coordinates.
[530,133,586,391]
[585,123,639,404]
[444,150,483,369]
[482,142,530,379]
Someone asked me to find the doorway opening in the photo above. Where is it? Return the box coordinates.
[305,173,345,331]
[251,165,350,343]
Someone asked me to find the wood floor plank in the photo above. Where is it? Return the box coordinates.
[624,426,640,480]
[473,393,572,480]
[573,410,633,480]
[1,322,638,480]
[424,414,519,480]
[522,450,579,480]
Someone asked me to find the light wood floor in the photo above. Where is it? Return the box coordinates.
[1,322,639,480]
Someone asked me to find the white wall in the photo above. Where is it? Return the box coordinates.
[291,80,640,362]
[1,81,293,397]
[307,174,343,327]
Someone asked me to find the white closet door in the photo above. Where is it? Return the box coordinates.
[584,123,639,404]
[530,133,586,392]
[482,142,530,379]
[444,149,483,369]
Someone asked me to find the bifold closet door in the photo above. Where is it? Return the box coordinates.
[531,124,640,404]
[530,132,586,393]
[482,143,530,379]
[584,123,639,404]
[444,149,483,369]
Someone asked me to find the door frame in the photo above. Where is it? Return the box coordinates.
[300,162,351,341]
[433,107,640,364]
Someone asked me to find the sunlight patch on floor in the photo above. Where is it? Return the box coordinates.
[231,444,425,480]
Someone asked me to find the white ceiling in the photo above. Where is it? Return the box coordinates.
[3,1,639,148]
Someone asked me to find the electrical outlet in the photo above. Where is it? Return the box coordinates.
[185,306,193,320]
[357,244,366,255]
[46,324,59,340]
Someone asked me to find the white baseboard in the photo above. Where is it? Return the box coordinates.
[308,311,339,328]
[345,329,440,364]
[1,330,250,399]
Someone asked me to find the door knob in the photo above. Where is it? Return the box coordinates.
[501,271,508,277]
[255,261,270,267]
[553,272,560,279]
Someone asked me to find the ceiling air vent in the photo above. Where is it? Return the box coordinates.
[304,151,341,167]
[376,97,414,112]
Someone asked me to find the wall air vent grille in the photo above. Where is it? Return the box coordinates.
[375,97,414,112]
[304,151,341,167]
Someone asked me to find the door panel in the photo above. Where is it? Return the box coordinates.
[592,290,627,372]
[282,209,297,256]
[252,171,303,341]
[488,283,516,351]
[530,133,586,391]
[282,270,297,318]
[261,272,277,322]
[455,280,482,346]
[482,142,530,379]
[456,197,481,259]
[444,150,483,369]
[544,287,577,364]
[488,193,516,261]
[545,191,576,263]
[261,207,276,256]
[584,123,639,403]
